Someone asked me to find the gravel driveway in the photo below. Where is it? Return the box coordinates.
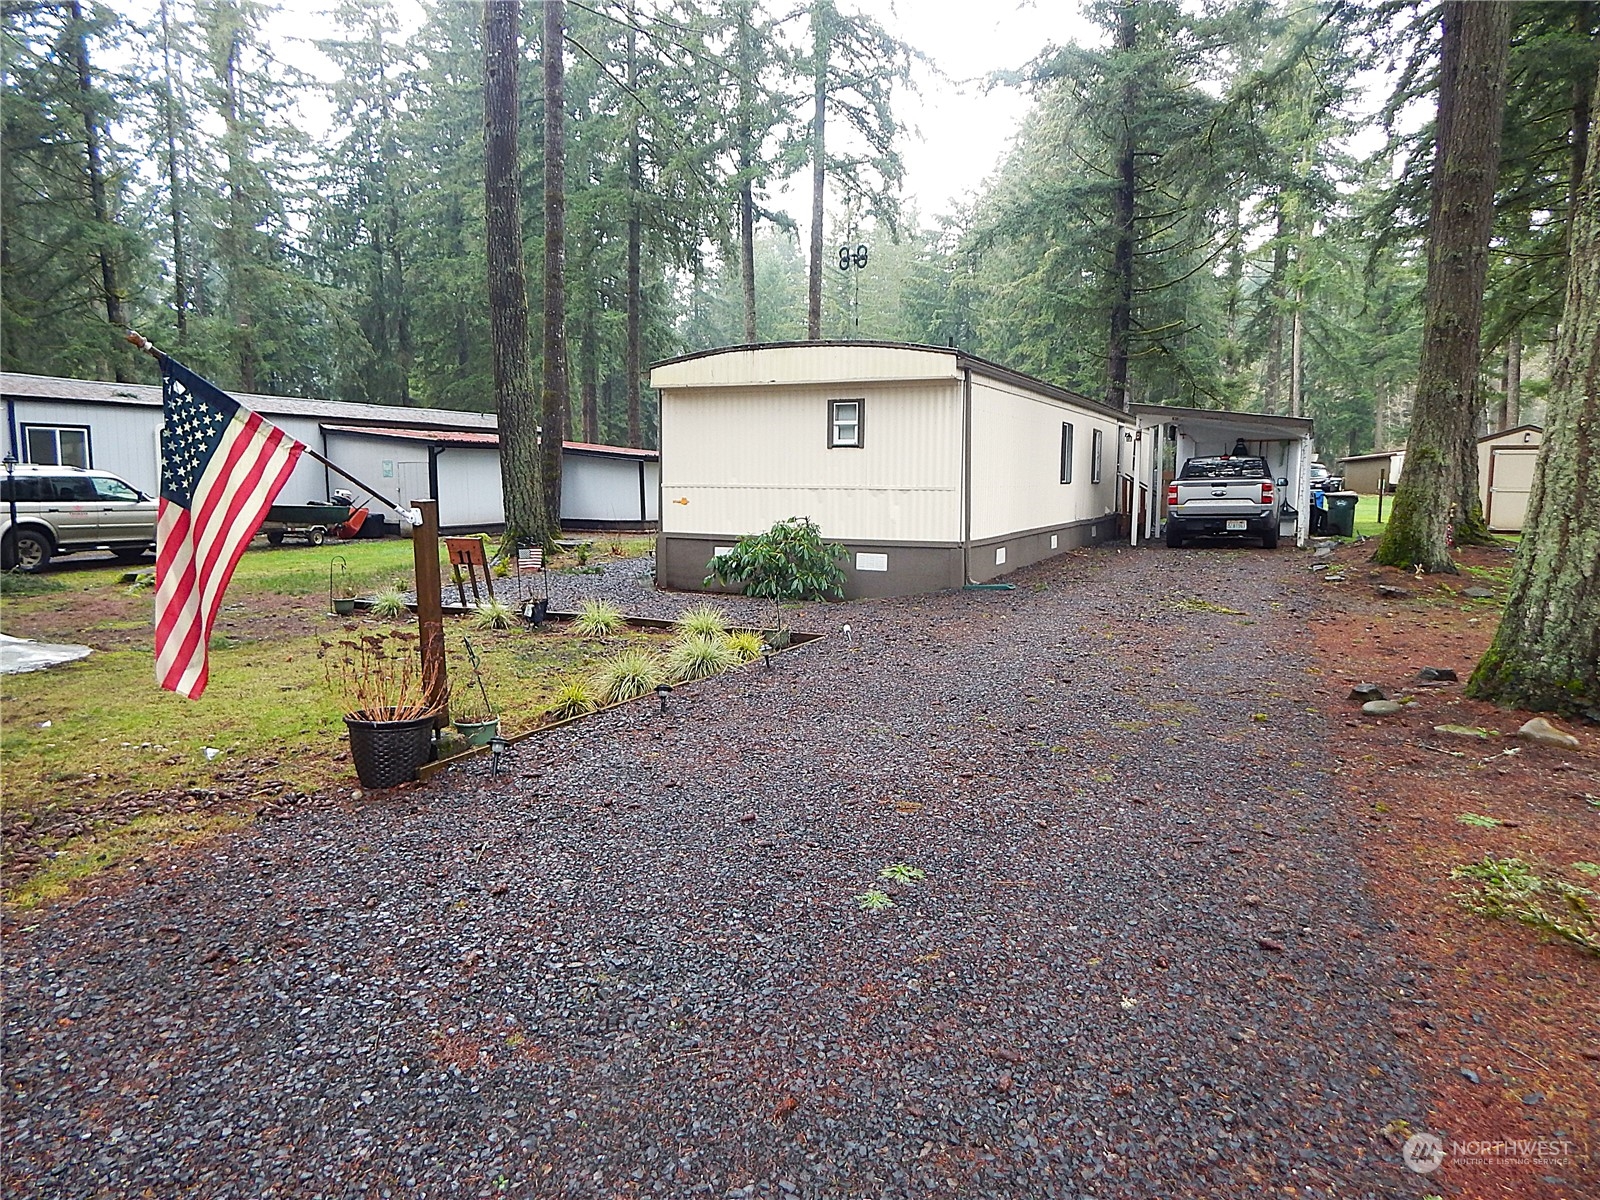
[2,546,1427,1198]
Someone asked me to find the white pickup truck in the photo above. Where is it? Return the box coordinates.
[1165,455,1283,549]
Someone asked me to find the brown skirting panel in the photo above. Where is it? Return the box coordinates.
[658,515,1120,599]
[966,515,1121,583]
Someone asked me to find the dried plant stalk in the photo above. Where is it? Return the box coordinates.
[321,628,434,722]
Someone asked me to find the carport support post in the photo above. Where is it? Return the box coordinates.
[413,498,449,727]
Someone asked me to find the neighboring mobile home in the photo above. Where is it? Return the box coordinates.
[650,342,1131,599]
[1,372,659,531]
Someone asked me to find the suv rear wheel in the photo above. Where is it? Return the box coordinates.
[11,528,53,573]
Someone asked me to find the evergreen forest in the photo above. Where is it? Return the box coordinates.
[3,0,1596,460]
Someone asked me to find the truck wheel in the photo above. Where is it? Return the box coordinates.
[1165,522,1185,548]
[112,547,149,563]
[12,529,52,573]
[1262,524,1280,549]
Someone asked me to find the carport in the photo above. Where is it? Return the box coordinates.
[1128,405,1316,548]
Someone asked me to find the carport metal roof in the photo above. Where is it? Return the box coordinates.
[1130,403,1314,442]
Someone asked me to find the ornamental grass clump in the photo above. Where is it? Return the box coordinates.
[369,583,410,619]
[675,604,729,639]
[544,676,597,721]
[572,598,626,637]
[725,630,766,662]
[667,633,739,682]
[472,598,515,631]
[592,648,663,704]
[321,628,432,721]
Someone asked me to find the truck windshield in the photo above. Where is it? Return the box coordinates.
[1179,457,1269,480]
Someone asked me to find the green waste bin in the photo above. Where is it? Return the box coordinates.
[1324,491,1358,538]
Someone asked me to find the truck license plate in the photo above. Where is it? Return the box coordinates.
[1226,519,1248,531]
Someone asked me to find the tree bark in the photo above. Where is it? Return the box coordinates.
[737,1,758,343]
[625,1,642,446]
[158,0,188,341]
[1374,1,1510,572]
[806,1,831,341]
[1505,330,1521,426]
[482,0,548,550]
[541,0,567,526]
[220,29,258,393]
[1106,0,1137,412]
[68,0,129,380]
[1468,109,1600,716]
[580,307,599,445]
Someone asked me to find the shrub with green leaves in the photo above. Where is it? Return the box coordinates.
[675,603,729,639]
[592,648,663,704]
[704,517,846,630]
[545,676,598,721]
[725,630,766,662]
[667,633,739,682]
[572,598,626,637]
[369,583,410,619]
[472,598,515,631]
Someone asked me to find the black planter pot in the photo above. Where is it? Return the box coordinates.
[345,709,435,789]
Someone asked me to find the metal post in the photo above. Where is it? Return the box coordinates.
[412,498,449,727]
[2,454,16,571]
[1377,471,1386,524]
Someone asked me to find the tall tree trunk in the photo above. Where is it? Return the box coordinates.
[1374,1,1510,572]
[1505,329,1521,426]
[376,22,411,403]
[580,307,599,445]
[1105,0,1137,412]
[68,0,129,380]
[541,0,567,527]
[1263,205,1288,414]
[625,3,642,447]
[158,0,188,341]
[221,31,257,393]
[737,2,758,343]
[806,1,831,341]
[1289,288,1304,418]
[1468,110,1600,715]
[482,0,548,549]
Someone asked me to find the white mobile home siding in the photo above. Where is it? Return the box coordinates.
[967,375,1123,542]
[659,380,963,545]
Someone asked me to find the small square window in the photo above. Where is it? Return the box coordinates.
[1091,428,1104,484]
[1060,422,1074,484]
[829,399,863,448]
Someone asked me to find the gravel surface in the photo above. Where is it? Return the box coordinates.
[3,546,1428,1198]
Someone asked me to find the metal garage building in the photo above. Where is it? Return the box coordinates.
[1,372,659,531]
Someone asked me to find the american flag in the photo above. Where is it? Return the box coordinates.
[154,357,304,698]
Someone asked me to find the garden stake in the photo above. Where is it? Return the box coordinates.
[328,555,348,614]
[461,635,494,719]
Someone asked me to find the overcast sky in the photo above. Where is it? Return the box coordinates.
[248,0,1103,229]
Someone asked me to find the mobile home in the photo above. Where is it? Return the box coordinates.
[650,342,1131,599]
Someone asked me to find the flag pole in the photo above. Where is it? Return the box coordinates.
[126,330,418,526]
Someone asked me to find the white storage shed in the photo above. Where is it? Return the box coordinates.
[650,342,1131,598]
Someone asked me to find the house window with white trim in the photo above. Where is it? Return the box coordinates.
[1091,428,1104,484]
[22,424,91,468]
[829,399,863,448]
[1060,422,1074,484]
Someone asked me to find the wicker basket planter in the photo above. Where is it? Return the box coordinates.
[345,709,436,789]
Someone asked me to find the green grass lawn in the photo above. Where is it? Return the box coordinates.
[1,533,677,907]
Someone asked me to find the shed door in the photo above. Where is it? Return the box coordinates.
[1486,447,1537,531]
[397,461,431,508]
